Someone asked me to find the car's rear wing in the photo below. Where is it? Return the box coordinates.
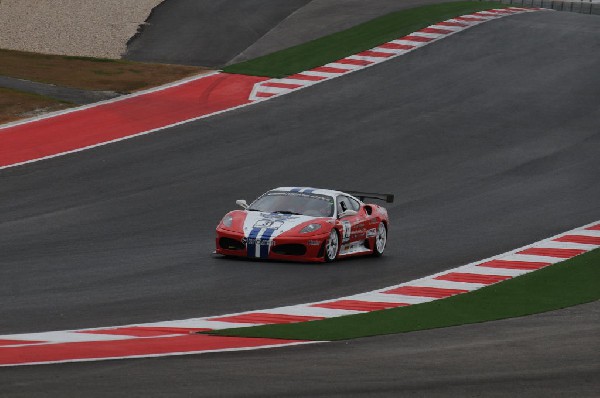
[344,191,394,203]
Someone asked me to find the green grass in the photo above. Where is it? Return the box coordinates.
[223,1,511,78]
[210,249,600,341]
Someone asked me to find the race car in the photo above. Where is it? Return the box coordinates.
[215,187,393,263]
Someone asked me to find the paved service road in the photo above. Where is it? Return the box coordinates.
[2,11,598,335]
[124,0,460,67]
[125,0,310,66]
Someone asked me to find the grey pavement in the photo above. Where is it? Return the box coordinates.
[0,10,599,397]
[124,0,311,67]
[124,0,600,68]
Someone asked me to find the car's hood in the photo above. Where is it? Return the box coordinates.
[242,211,326,238]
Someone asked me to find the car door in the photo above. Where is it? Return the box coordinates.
[337,195,368,246]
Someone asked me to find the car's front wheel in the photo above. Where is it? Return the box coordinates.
[372,222,387,257]
[324,229,339,262]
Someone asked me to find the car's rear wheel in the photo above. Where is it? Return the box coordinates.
[372,222,387,257]
[324,229,339,262]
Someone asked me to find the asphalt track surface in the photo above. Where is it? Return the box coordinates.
[124,0,459,67]
[125,0,311,66]
[1,10,599,396]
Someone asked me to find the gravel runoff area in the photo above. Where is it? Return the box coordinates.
[0,0,164,59]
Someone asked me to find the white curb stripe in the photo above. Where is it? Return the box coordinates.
[348,293,436,304]
[497,254,564,263]
[259,306,362,318]
[407,279,487,290]
[458,266,530,277]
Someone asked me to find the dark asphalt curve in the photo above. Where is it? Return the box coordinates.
[2,300,597,397]
[1,12,599,337]
[124,0,460,67]
[125,0,311,66]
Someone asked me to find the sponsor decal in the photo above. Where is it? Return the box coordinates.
[366,228,377,238]
[253,213,298,230]
[341,221,352,243]
[246,238,275,246]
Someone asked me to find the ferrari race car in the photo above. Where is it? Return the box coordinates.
[215,187,393,263]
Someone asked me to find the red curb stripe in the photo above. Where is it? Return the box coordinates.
[335,58,373,66]
[585,224,600,231]
[0,339,45,347]
[208,313,324,324]
[261,82,304,89]
[435,272,512,284]
[419,27,454,35]
[355,50,394,58]
[0,73,268,168]
[477,259,551,270]
[286,73,328,81]
[383,286,469,298]
[0,335,304,366]
[485,9,516,14]
[553,235,600,245]
[518,247,587,259]
[311,66,351,74]
[436,21,468,27]
[311,300,410,311]
[400,35,434,43]
[254,92,277,98]
[454,16,486,22]
[79,327,211,337]
[378,42,415,50]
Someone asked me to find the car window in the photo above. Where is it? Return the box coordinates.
[249,192,334,217]
[348,197,361,211]
[337,196,352,215]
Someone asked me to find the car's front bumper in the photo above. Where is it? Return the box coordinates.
[215,228,329,263]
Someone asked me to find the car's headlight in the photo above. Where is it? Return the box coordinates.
[221,214,233,228]
[300,223,322,234]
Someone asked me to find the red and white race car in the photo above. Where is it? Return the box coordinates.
[215,187,393,263]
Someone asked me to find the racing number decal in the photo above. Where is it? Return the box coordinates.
[341,221,351,243]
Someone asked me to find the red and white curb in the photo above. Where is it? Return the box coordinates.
[249,7,549,100]
[0,7,547,171]
[1,221,598,366]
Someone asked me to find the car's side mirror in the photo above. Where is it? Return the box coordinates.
[236,199,248,209]
[338,209,357,218]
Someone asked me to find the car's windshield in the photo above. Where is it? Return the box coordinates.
[249,192,335,217]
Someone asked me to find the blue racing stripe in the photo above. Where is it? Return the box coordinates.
[246,227,261,258]
[259,228,275,258]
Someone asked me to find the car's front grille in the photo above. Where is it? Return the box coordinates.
[272,244,307,256]
[219,237,245,250]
